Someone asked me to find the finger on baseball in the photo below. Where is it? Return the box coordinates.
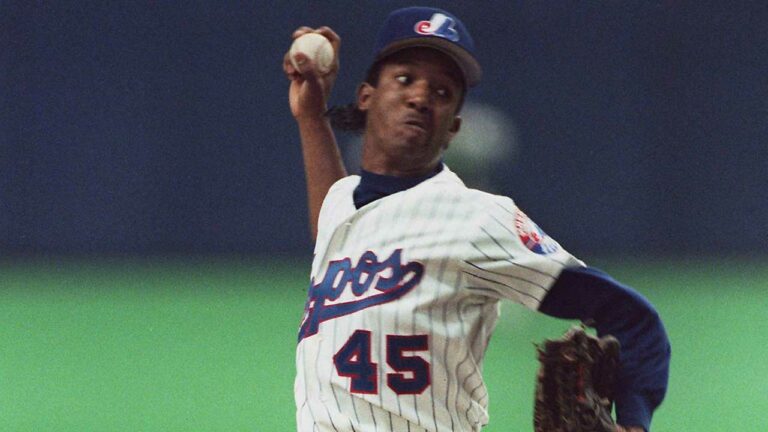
[292,26,314,39]
[315,26,341,48]
[283,50,322,83]
[315,27,341,71]
[293,53,320,80]
[283,51,300,79]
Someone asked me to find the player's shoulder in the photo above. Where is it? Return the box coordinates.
[316,175,360,234]
[464,186,517,212]
[318,174,360,214]
[424,166,518,215]
[327,174,361,197]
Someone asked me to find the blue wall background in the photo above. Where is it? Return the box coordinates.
[2,1,766,257]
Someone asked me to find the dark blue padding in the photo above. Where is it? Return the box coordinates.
[353,164,443,209]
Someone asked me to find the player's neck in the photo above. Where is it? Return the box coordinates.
[360,156,442,178]
[360,137,444,177]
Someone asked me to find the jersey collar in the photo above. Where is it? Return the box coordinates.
[353,163,445,209]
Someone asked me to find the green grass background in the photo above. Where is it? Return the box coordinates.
[1,257,766,431]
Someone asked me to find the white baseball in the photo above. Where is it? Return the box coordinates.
[290,33,334,75]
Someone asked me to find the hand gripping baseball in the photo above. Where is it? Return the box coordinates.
[283,27,340,120]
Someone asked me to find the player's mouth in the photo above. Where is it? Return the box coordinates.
[403,117,428,133]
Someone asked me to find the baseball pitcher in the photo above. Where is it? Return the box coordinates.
[283,6,670,432]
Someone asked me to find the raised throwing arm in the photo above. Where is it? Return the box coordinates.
[283,27,347,240]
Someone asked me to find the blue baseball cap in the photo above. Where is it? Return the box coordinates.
[372,6,482,87]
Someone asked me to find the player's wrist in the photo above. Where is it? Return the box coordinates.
[295,110,331,127]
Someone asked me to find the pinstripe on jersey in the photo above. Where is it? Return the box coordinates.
[295,165,584,431]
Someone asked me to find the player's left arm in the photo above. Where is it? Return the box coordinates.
[538,266,671,432]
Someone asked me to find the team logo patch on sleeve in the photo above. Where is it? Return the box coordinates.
[514,210,559,255]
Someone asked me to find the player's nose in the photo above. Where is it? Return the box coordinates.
[406,81,431,112]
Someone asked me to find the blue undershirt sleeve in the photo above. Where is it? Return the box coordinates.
[538,266,671,432]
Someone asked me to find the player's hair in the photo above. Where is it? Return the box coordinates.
[326,57,467,133]
[325,60,386,133]
[325,103,367,133]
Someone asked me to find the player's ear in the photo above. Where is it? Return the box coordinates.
[357,82,374,111]
[445,116,462,148]
[442,116,461,150]
[450,116,462,134]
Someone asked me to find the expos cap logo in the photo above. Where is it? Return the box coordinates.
[515,210,559,255]
[414,13,460,42]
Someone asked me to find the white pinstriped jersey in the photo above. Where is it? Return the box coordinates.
[295,165,584,432]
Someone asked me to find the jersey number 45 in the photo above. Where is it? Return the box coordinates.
[333,330,431,395]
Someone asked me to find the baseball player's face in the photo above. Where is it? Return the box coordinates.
[357,48,464,176]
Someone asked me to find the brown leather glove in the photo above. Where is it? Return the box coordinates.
[534,325,621,432]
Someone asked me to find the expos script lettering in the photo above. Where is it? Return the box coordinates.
[298,249,424,341]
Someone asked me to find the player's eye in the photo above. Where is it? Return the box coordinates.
[395,74,412,85]
[435,87,451,98]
